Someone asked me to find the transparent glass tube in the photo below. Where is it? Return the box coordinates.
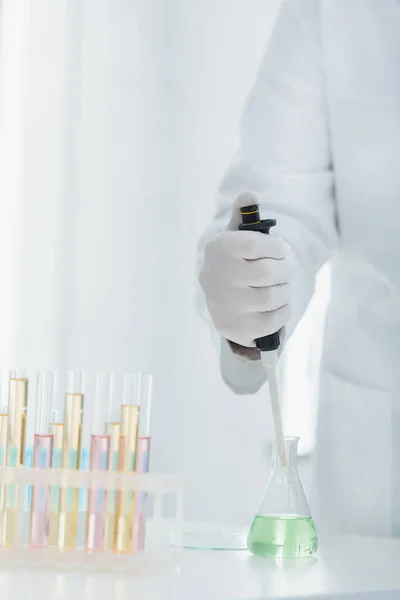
[135,373,153,552]
[66,370,86,396]
[81,372,113,454]
[30,435,53,548]
[122,373,139,407]
[136,373,153,438]
[47,373,64,546]
[48,372,63,431]
[7,370,28,466]
[3,369,28,547]
[0,405,8,546]
[79,374,111,515]
[58,371,84,550]
[134,436,150,552]
[85,435,110,552]
[30,371,55,548]
[85,373,111,553]
[24,375,35,471]
[48,422,63,547]
[102,373,120,550]
[113,403,139,554]
[0,406,8,468]
[247,437,318,558]
[122,372,152,414]
[106,422,120,471]
[25,373,59,513]
[104,421,120,551]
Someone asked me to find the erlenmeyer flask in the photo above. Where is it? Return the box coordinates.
[248,436,318,558]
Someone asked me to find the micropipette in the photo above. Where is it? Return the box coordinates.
[238,203,286,466]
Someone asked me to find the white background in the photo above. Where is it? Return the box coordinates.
[0,0,328,524]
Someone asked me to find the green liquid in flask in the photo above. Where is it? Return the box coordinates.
[247,515,318,558]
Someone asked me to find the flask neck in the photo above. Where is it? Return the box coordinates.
[271,437,299,470]
[256,436,312,525]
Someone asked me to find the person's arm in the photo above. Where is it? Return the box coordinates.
[197,0,339,394]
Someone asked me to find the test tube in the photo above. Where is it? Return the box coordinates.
[134,374,153,552]
[23,375,35,513]
[113,373,140,554]
[85,373,111,552]
[79,373,113,513]
[106,422,120,471]
[104,372,120,473]
[3,370,28,547]
[79,374,94,512]
[30,371,54,548]
[103,373,120,550]
[48,421,63,546]
[0,404,8,545]
[0,406,8,467]
[7,370,28,466]
[24,372,36,468]
[104,421,120,550]
[48,375,65,546]
[58,371,84,550]
[136,374,152,466]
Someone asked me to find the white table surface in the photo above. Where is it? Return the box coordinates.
[2,535,400,600]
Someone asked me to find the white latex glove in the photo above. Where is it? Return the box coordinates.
[199,191,292,352]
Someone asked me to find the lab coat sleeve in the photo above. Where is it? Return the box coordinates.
[196,0,339,394]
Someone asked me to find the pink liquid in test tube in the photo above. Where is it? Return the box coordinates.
[85,435,110,552]
[30,371,56,549]
[30,434,54,548]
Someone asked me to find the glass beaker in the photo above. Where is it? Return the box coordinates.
[247,437,318,558]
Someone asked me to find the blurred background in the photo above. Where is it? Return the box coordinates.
[0,0,330,525]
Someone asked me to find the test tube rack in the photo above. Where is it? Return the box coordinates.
[0,466,183,573]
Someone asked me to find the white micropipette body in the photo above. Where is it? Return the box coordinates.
[260,349,286,466]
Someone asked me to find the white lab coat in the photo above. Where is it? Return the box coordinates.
[198,0,400,537]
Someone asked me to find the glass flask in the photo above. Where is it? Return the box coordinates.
[247,436,318,558]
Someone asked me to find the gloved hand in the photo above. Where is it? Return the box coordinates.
[199,191,292,352]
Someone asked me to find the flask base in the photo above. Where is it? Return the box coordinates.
[247,514,318,558]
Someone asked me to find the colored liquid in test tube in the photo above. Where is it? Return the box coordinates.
[85,373,111,553]
[113,373,140,554]
[113,406,139,554]
[30,371,55,548]
[46,373,65,545]
[0,404,8,545]
[58,371,84,550]
[134,374,153,552]
[104,378,120,552]
[3,370,28,547]
[48,420,63,546]
[113,373,153,554]
[25,371,40,511]
[79,373,113,513]
[104,422,120,550]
